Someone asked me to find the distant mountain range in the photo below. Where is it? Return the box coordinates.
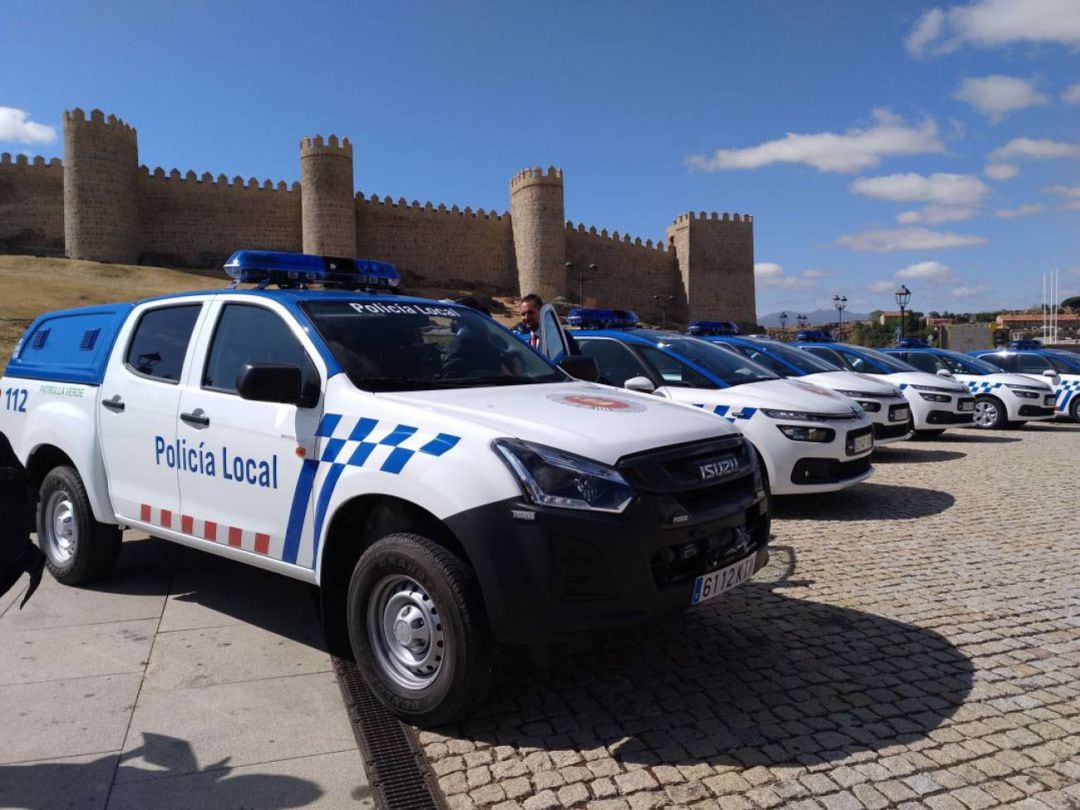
[757,309,870,327]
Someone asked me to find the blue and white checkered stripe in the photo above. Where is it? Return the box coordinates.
[1055,379,1080,411]
[966,380,1003,393]
[692,403,758,422]
[308,413,461,566]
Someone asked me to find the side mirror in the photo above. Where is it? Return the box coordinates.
[624,375,656,394]
[237,363,317,407]
[936,368,953,378]
[1042,369,1058,378]
[558,354,599,382]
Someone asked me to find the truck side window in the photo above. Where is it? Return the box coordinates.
[577,338,652,387]
[203,304,320,395]
[125,304,202,382]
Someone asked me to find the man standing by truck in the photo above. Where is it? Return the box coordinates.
[0,432,45,607]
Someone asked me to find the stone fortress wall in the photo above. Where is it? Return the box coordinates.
[0,107,757,325]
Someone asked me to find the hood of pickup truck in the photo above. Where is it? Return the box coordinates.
[374,381,740,465]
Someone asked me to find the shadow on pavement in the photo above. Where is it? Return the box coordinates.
[1016,423,1080,432]
[772,483,954,520]
[934,432,1021,444]
[0,732,324,809]
[444,552,973,769]
[871,447,966,464]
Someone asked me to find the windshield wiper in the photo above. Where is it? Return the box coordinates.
[438,376,545,387]
[359,377,453,391]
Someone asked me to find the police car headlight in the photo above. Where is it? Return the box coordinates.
[493,439,634,513]
[1004,385,1039,399]
[761,409,826,421]
[917,392,951,402]
[777,425,836,443]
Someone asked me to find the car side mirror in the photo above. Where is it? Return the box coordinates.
[558,354,599,382]
[237,363,317,407]
[936,369,953,378]
[624,376,656,393]
[1042,369,1058,377]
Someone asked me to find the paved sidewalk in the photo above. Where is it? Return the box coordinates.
[0,536,373,809]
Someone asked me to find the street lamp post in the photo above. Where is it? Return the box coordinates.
[833,295,847,336]
[652,294,674,329]
[779,311,788,337]
[895,284,911,341]
[797,313,808,330]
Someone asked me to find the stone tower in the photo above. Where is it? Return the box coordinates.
[666,212,756,326]
[509,166,566,301]
[300,135,356,256]
[63,108,139,264]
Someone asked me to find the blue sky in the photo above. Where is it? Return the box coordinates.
[2,0,1077,318]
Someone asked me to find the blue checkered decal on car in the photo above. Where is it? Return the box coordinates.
[692,403,758,422]
[966,381,1003,393]
[1055,379,1080,411]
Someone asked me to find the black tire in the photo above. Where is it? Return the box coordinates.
[913,429,946,439]
[37,466,121,585]
[972,396,1007,429]
[346,532,495,726]
[1071,397,1080,423]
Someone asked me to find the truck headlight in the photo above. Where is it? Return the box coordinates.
[776,425,836,442]
[493,439,634,513]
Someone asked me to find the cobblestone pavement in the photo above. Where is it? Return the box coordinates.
[419,422,1080,810]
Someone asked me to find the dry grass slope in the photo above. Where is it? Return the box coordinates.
[0,256,520,364]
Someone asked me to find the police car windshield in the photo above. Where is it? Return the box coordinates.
[846,346,918,373]
[736,340,839,376]
[1046,351,1080,372]
[302,300,565,391]
[935,350,1000,375]
[643,332,780,386]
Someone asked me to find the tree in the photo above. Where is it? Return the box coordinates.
[1062,295,1080,312]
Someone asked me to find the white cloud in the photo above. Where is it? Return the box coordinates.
[1063,84,1080,104]
[989,138,1080,161]
[897,205,979,224]
[837,227,988,252]
[953,76,1048,122]
[0,107,57,144]
[754,262,821,289]
[951,283,989,298]
[984,162,1019,180]
[896,261,959,283]
[994,204,1044,219]
[1067,200,1080,211]
[1046,182,1080,199]
[869,280,897,294]
[905,0,1080,58]
[685,109,943,174]
[851,172,989,205]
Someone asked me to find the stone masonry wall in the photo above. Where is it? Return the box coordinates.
[0,154,64,254]
[667,212,756,327]
[564,223,683,323]
[355,195,517,292]
[137,168,302,269]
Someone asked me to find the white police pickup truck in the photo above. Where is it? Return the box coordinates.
[0,251,769,724]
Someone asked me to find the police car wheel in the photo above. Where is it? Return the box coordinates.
[37,466,121,585]
[972,397,1006,429]
[1071,398,1080,422]
[913,429,945,438]
[347,532,495,726]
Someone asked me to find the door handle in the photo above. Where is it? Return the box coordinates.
[102,396,125,413]
[180,409,210,428]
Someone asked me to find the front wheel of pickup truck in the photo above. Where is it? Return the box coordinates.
[347,533,495,726]
[37,466,121,585]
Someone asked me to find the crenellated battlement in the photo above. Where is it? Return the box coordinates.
[356,192,509,221]
[671,211,754,226]
[63,108,137,143]
[509,165,563,192]
[300,134,353,155]
[0,153,63,172]
[138,164,299,192]
[565,219,667,252]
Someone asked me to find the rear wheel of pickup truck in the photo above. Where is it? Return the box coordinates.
[37,466,121,585]
[347,532,495,726]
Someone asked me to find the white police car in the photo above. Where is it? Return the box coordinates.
[885,347,1056,429]
[0,251,771,725]
[556,315,876,496]
[793,342,975,438]
[702,336,913,444]
[971,345,1080,422]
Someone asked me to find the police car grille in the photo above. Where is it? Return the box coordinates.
[617,436,753,494]
[333,657,444,809]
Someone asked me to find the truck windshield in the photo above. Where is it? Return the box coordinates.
[302,300,565,391]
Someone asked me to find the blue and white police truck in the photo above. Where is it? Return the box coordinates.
[0,251,770,725]
[970,345,1080,422]
[792,342,975,438]
[884,347,1056,429]
[701,335,914,444]
[557,312,876,495]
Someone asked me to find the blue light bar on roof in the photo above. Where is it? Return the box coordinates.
[224,250,401,289]
[687,320,739,336]
[567,307,638,329]
[1007,339,1042,350]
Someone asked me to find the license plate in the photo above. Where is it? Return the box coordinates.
[691,554,756,605]
[959,399,974,411]
[1045,395,1056,407]
[892,406,910,422]
[852,432,873,453]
